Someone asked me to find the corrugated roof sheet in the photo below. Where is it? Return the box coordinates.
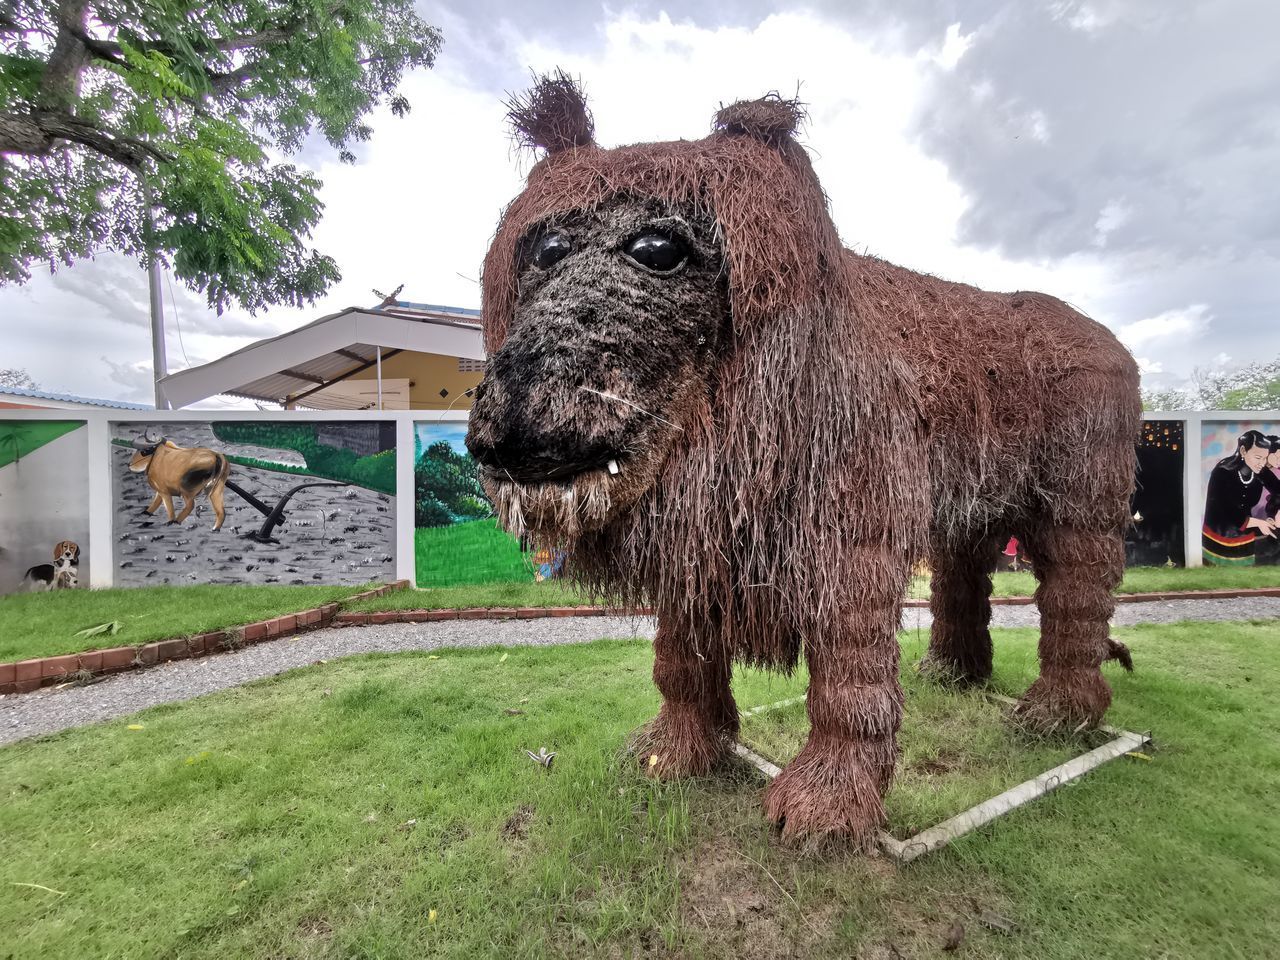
[227,343,382,406]
[0,386,152,409]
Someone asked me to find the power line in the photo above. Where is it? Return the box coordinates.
[163,269,191,367]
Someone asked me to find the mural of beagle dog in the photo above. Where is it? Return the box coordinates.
[129,433,231,530]
[22,540,80,591]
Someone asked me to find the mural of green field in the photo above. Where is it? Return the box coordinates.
[414,518,532,586]
[0,420,82,469]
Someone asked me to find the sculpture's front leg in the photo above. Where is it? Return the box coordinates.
[762,563,905,847]
[633,618,737,778]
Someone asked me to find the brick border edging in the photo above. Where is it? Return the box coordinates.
[331,585,1280,625]
[0,580,408,696]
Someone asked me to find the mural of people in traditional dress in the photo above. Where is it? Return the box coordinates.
[1201,425,1280,566]
[112,421,396,586]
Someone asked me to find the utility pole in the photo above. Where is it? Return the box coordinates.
[144,180,168,410]
[148,257,168,410]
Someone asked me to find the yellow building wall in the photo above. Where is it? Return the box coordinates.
[346,351,481,410]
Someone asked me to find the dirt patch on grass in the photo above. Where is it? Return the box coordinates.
[295,914,333,939]
[862,869,1023,959]
[677,838,839,959]
[501,804,535,842]
[908,749,961,776]
[292,914,334,957]
[669,797,1022,960]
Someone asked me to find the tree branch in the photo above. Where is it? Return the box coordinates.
[0,109,172,169]
[66,5,346,62]
[208,61,267,96]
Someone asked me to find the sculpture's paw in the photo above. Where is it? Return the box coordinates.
[629,704,729,779]
[761,740,890,851]
[1013,668,1111,734]
[917,652,991,688]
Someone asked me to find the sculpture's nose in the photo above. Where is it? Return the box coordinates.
[466,410,615,483]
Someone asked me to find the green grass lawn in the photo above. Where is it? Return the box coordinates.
[2,621,1277,958]
[351,564,1280,613]
[346,580,587,613]
[414,519,534,587]
[0,585,362,662]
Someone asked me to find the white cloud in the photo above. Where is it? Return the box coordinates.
[101,356,156,402]
[934,23,974,70]
[1115,303,1212,349]
[1094,198,1131,246]
[0,7,1260,403]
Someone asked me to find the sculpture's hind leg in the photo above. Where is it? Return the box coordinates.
[920,532,1005,684]
[1015,525,1123,730]
[763,554,905,847]
[634,619,737,778]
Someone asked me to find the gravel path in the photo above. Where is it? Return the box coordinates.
[0,616,655,746]
[3,596,1277,746]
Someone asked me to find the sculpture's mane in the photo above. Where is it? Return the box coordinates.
[482,77,924,671]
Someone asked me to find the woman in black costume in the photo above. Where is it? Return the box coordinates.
[1202,430,1279,565]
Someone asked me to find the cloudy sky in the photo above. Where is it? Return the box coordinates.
[1,0,1274,407]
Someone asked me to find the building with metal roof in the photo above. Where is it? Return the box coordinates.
[0,386,152,411]
[156,300,485,410]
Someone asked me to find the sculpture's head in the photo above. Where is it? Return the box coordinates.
[466,72,847,542]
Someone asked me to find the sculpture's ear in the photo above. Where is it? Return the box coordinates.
[505,69,596,155]
[712,93,807,148]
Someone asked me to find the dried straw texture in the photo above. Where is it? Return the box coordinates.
[475,79,1141,842]
[504,68,595,155]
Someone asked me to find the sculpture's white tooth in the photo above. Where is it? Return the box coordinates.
[607,459,620,475]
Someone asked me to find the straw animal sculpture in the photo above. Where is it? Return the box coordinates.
[466,72,1142,846]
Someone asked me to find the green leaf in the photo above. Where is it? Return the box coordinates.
[73,621,123,639]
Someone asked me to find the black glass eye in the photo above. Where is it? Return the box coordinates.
[625,233,687,273]
[532,232,571,269]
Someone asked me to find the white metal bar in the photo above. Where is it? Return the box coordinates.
[741,695,805,718]
[86,417,113,588]
[1183,413,1203,568]
[732,742,783,778]
[882,729,1151,864]
[395,417,415,586]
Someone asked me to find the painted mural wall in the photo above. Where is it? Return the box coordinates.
[1200,420,1280,566]
[112,421,396,586]
[0,421,89,595]
[413,421,536,586]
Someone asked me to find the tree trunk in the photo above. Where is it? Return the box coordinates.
[40,0,92,109]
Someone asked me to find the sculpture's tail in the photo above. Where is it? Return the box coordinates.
[1104,637,1134,672]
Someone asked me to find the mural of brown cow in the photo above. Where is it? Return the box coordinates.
[129,432,230,530]
[465,74,1142,846]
